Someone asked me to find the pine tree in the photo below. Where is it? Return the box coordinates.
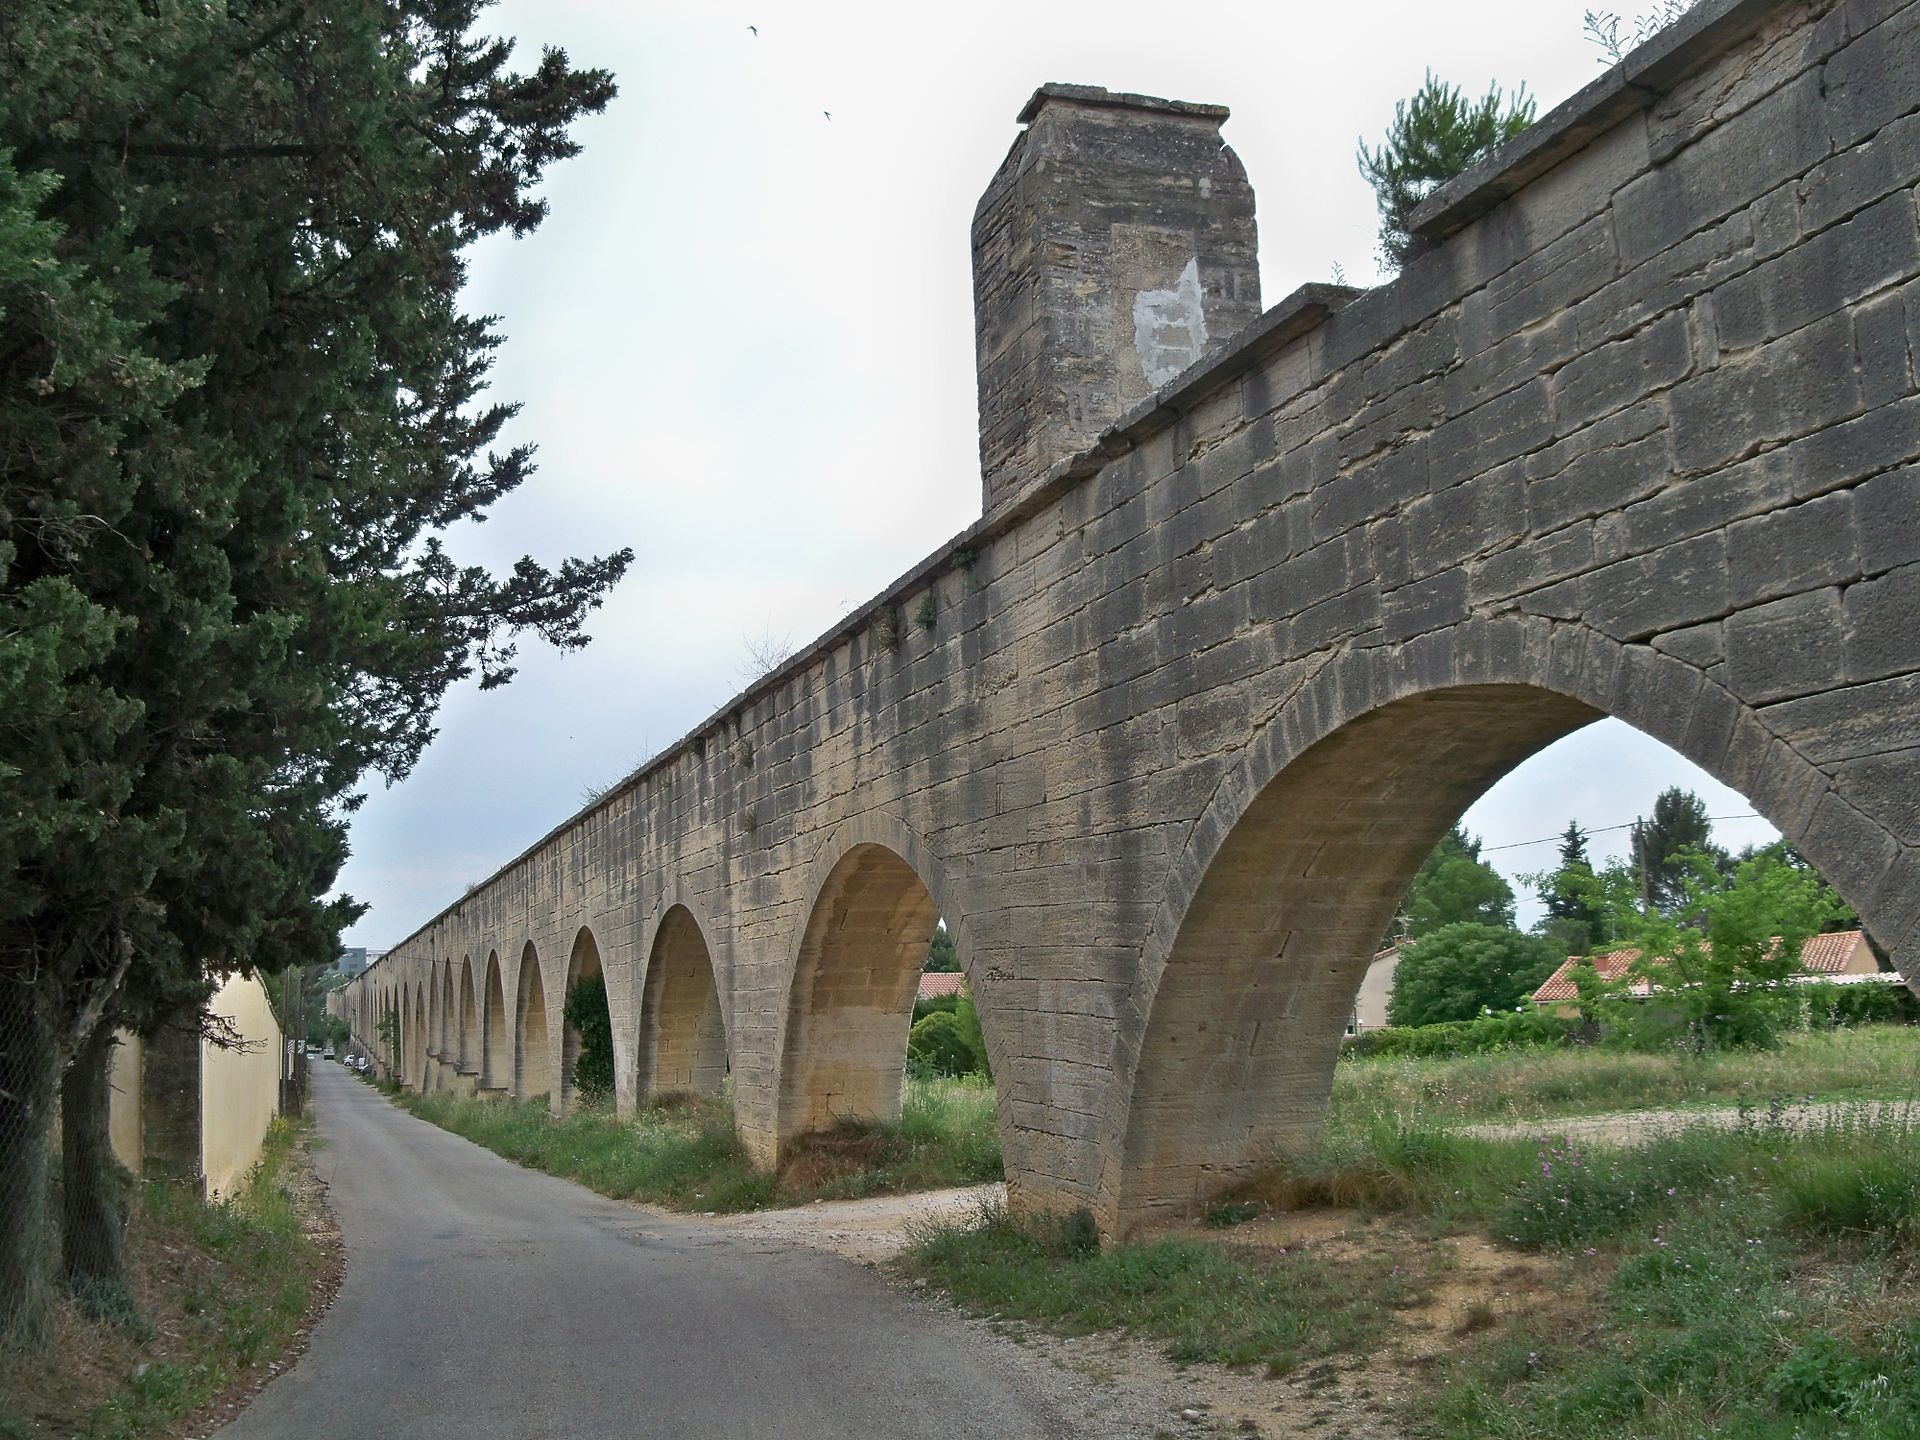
[925,923,960,973]
[1540,821,1603,954]
[1631,787,1728,916]
[1358,72,1536,269]
[1,1,627,1339]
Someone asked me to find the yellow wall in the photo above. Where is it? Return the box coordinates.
[107,1032,142,1174]
[103,973,282,1196]
[201,973,283,1198]
[1351,949,1401,1031]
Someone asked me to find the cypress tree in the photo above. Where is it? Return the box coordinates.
[1,1,628,1338]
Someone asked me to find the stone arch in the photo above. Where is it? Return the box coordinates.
[1102,615,1912,1231]
[768,811,983,1160]
[514,942,552,1102]
[439,960,456,1057]
[457,956,479,1075]
[560,926,611,1110]
[481,950,509,1090]
[436,960,455,1087]
[637,902,728,1101]
[411,980,427,1091]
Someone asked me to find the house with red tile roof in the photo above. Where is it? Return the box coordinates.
[1532,929,1880,1008]
[917,971,967,1003]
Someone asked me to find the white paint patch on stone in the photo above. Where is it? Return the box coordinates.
[1132,258,1208,389]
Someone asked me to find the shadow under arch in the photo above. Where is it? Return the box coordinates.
[457,956,479,1076]
[1103,615,1914,1232]
[560,926,610,1110]
[437,960,456,1084]
[770,811,984,1161]
[412,980,427,1091]
[481,950,509,1090]
[514,942,551,1103]
[638,902,728,1101]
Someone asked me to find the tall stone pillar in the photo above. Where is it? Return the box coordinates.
[972,83,1262,515]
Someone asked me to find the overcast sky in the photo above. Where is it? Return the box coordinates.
[334,0,1779,948]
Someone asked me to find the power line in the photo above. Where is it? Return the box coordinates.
[1479,813,1763,856]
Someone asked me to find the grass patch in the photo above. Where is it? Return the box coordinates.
[393,1073,1001,1212]
[0,1116,328,1440]
[1329,1024,1920,1127]
[906,1103,1920,1437]
[903,1198,1421,1376]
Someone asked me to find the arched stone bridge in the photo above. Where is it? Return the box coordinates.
[339,0,1920,1232]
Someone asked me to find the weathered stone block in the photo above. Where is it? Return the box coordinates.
[1712,191,1920,351]
[1844,562,1920,679]
[1612,68,1834,268]
[1582,531,1730,640]
[1826,2,1920,146]
[1669,311,1862,473]
[1764,670,1920,762]
[1726,588,1847,700]
[1853,462,1920,571]
[1549,309,1695,433]
[1727,489,1860,604]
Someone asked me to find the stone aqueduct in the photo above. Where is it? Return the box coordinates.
[340,0,1920,1231]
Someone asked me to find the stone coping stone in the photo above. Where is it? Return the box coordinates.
[1016,82,1230,125]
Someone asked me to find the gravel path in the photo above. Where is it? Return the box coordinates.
[1460,1097,1920,1146]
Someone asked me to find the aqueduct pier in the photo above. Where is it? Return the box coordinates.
[340,0,1920,1231]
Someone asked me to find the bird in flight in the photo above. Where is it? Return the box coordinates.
[748,24,757,34]
[823,111,832,120]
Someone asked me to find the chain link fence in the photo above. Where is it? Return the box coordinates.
[0,999,141,1349]
[2,973,305,1350]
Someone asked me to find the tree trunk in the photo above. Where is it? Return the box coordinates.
[0,992,60,1345]
[61,1023,133,1322]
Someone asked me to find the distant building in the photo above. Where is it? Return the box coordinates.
[336,946,385,978]
[1531,929,1881,1009]
[917,972,967,1003]
[1350,942,1405,1032]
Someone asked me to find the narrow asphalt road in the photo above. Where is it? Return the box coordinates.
[217,1066,1128,1440]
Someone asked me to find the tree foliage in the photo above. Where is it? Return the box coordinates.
[563,975,615,1105]
[1573,847,1847,1051]
[925,923,960,973]
[1357,72,1536,269]
[0,0,626,1340]
[908,993,990,1078]
[1387,922,1563,1028]
[1630,786,1728,916]
[1400,826,1517,939]
[1534,821,1604,955]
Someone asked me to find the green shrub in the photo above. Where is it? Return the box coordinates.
[907,993,990,1077]
[1767,1333,1873,1416]
[908,1012,975,1077]
[1799,979,1920,1030]
[1060,1208,1101,1256]
[1346,1008,1583,1060]
[563,974,615,1103]
[1387,923,1563,1027]
[911,992,961,1024]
